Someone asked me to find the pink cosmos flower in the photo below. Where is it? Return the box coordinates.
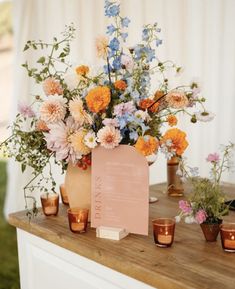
[206,153,220,163]
[102,118,119,127]
[179,200,192,214]
[44,117,81,164]
[18,102,35,118]
[195,209,207,224]
[97,126,121,149]
[114,101,135,117]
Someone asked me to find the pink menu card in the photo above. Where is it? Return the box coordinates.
[91,145,149,235]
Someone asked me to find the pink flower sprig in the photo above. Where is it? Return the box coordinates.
[206,153,220,163]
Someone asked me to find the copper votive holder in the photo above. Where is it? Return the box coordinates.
[152,218,175,247]
[40,193,59,216]
[68,208,89,233]
[59,184,69,205]
[220,223,235,252]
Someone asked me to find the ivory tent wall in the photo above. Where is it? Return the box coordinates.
[4,0,235,217]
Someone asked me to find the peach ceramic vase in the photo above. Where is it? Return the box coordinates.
[64,163,91,219]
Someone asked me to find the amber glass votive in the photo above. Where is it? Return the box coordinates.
[59,184,69,205]
[167,157,184,197]
[152,218,175,247]
[40,193,59,216]
[220,223,235,252]
[68,208,89,233]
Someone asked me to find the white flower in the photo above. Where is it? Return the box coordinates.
[134,110,151,121]
[185,216,195,224]
[69,97,93,126]
[189,167,199,177]
[64,71,79,90]
[121,54,134,71]
[195,111,215,122]
[84,132,97,149]
[176,168,183,176]
[175,215,181,223]
[97,126,121,149]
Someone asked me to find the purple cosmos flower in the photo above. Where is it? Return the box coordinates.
[18,102,35,118]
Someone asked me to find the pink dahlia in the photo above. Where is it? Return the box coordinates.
[40,95,67,124]
[195,209,207,224]
[43,77,63,96]
[97,126,121,149]
[44,117,81,164]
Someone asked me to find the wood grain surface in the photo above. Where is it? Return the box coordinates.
[8,183,235,289]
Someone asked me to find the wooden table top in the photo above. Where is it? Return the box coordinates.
[9,183,235,289]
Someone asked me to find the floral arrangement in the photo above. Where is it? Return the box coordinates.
[176,143,234,224]
[0,0,213,216]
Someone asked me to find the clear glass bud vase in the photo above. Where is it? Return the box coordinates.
[167,157,184,197]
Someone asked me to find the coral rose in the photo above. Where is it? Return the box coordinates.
[86,86,111,113]
[135,135,159,156]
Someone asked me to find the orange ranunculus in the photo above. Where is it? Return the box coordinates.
[86,86,111,113]
[76,65,89,76]
[139,99,159,113]
[167,115,178,127]
[114,80,127,91]
[135,135,159,156]
[161,128,188,156]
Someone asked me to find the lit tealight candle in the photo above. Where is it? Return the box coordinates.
[224,235,235,250]
[68,208,89,233]
[220,223,235,253]
[158,232,172,244]
[152,218,175,248]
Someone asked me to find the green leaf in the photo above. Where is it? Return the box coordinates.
[21,163,26,173]
[37,56,46,64]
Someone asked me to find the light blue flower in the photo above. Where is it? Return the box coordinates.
[133,45,143,60]
[143,47,155,62]
[109,37,120,51]
[142,28,149,41]
[129,131,138,141]
[121,33,128,42]
[156,39,162,47]
[106,24,116,35]
[105,3,120,17]
[112,56,121,70]
[121,17,130,28]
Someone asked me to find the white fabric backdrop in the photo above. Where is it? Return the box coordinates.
[4,0,235,217]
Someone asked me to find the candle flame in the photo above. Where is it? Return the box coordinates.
[231,235,235,240]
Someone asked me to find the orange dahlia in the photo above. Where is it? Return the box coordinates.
[86,86,111,113]
[114,80,127,91]
[167,115,178,127]
[161,128,188,156]
[139,99,159,113]
[135,135,159,156]
[76,65,89,76]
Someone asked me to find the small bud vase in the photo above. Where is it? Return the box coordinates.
[167,157,184,197]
